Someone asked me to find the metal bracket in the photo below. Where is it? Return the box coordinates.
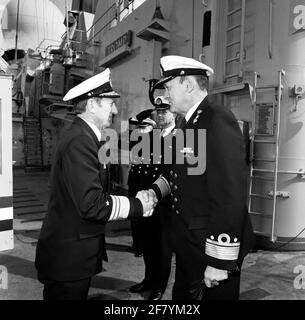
[297,169,305,178]
[268,191,291,199]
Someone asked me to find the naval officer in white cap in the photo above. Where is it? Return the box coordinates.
[35,68,157,300]
[149,55,255,300]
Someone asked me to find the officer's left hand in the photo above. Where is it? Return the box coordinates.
[204,266,228,288]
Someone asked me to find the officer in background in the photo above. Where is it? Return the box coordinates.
[128,105,174,300]
[154,96,177,299]
[127,109,161,299]
[150,55,255,300]
[127,110,157,257]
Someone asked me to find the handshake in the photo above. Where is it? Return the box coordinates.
[136,189,158,217]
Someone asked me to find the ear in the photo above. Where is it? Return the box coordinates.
[87,99,96,114]
[185,77,195,94]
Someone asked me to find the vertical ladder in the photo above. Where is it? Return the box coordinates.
[224,0,246,82]
[23,117,44,172]
[248,70,285,242]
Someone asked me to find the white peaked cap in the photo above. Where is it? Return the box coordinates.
[161,55,214,77]
[63,68,120,102]
[156,55,214,88]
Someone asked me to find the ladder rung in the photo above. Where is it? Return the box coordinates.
[250,193,273,200]
[253,158,276,163]
[254,140,276,144]
[25,151,42,154]
[226,40,241,48]
[251,176,275,182]
[225,73,240,79]
[253,169,275,174]
[227,24,241,32]
[226,56,240,63]
[227,7,242,16]
[254,231,275,237]
[249,211,273,219]
[256,84,278,90]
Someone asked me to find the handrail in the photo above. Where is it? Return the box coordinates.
[86,3,116,39]
[268,0,274,59]
[248,72,259,216]
[239,0,246,78]
[65,0,70,49]
[270,70,285,243]
[86,0,142,44]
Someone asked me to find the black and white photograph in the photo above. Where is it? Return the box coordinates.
[0,0,305,305]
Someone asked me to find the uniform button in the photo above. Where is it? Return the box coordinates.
[174,185,178,190]
[171,193,174,197]
[172,205,175,209]
[170,171,173,175]
[147,165,149,168]
[155,167,158,171]
[145,171,148,174]
[138,171,141,174]
[170,182,173,187]
[174,198,178,203]
[153,175,156,178]
[174,174,178,178]
[176,210,180,215]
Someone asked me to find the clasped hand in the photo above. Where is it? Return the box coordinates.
[136,189,158,217]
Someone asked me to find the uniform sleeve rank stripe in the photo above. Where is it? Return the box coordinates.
[154,176,171,198]
[109,195,117,221]
[109,196,130,221]
[205,239,240,261]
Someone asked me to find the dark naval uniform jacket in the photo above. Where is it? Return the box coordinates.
[128,128,173,290]
[128,132,162,194]
[35,117,143,282]
[128,129,171,199]
[152,97,255,272]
